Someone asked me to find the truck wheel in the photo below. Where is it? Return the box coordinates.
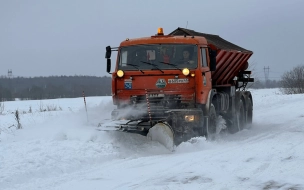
[246,99,253,128]
[236,99,245,131]
[206,104,217,140]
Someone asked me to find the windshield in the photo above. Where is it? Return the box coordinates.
[118,44,198,71]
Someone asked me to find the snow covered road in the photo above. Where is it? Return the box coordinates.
[1,89,304,190]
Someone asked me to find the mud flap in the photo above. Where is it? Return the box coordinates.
[147,123,175,151]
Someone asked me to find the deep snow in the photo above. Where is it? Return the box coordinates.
[1,89,304,190]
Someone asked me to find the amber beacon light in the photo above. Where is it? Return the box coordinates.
[157,28,164,35]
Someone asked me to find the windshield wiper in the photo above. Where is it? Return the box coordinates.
[159,61,182,72]
[140,61,164,73]
[126,64,144,74]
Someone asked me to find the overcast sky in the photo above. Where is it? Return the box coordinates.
[1,0,304,80]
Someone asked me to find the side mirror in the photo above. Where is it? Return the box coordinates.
[105,46,112,59]
[106,59,111,73]
[209,49,217,71]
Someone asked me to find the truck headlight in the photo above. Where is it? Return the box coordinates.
[184,115,195,122]
[182,68,190,76]
[117,70,124,77]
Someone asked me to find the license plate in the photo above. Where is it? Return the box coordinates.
[148,94,165,97]
[168,78,189,83]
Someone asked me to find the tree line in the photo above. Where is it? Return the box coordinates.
[249,79,281,89]
[1,65,303,101]
[0,75,111,101]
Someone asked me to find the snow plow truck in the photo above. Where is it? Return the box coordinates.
[102,27,254,149]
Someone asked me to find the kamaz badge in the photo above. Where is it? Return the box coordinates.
[156,79,166,88]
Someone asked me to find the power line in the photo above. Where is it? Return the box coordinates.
[264,66,270,87]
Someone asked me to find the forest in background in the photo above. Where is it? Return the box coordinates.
[0,76,111,101]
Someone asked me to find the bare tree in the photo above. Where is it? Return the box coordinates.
[280,65,304,94]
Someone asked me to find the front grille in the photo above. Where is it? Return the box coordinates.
[128,93,195,121]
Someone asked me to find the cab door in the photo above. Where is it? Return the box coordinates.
[196,47,212,104]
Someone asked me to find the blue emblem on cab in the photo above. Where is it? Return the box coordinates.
[124,80,132,89]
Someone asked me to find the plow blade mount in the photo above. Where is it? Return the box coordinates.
[97,120,130,131]
[147,123,175,151]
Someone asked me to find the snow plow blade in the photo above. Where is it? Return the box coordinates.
[98,120,175,151]
[147,123,175,151]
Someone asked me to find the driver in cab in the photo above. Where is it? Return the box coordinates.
[181,49,194,64]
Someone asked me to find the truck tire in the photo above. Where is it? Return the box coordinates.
[236,99,245,131]
[246,99,253,128]
[227,98,245,133]
[206,104,217,140]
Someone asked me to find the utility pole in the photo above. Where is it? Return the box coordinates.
[8,69,12,78]
[264,66,270,88]
[7,69,13,100]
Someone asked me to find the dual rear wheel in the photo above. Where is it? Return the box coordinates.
[196,96,254,140]
[230,97,253,133]
[236,99,246,131]
[205,95,253,139]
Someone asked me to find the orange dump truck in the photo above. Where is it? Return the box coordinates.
[103,27,253,146]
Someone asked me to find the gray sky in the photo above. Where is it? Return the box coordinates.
[1,0,304,80]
